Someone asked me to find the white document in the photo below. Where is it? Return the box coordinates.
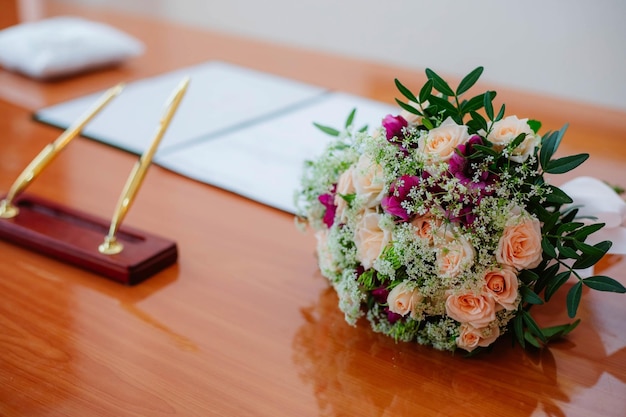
[35,61,327,154]
[156,92,396,213]
[34,61,397,213]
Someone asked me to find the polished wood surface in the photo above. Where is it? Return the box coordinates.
[1,1,625,416]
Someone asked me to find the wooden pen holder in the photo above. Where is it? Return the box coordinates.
[0,193,177,285]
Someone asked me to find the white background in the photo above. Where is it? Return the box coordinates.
[45,0,626,111]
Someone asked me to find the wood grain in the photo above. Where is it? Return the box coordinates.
[0,1,625,416]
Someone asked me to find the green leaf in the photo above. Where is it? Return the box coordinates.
[344,108,357,129]
[545,153,589,174]
[427,95,458,115]
[572,223,605,241]
[541,319,580,340]
[557,244,579,259]
[395,99,422,116]
[541,237,557,259]
[483,91,494,120]
[545,271,571,301]
[542,210,561,234]
[521,286,544,305]
[519,269,540,284]
[494,103,506,122]
[556,222,585,235]
[425,68,455,96]
[460,91,496,114]
[472,144,499,157]
[539,124,569,170]
[544,185,573,204]
[456,66,484,96]
[572,240,611,269]
[583,276,626,293]
[534,262,560,294]
[522,311,547,343]
[419,79,433,104]
[524,331,542,348]
[469,111,488,132]
[507,132,527,151]
[528,119,542,134]
[313,122,340,137]
[566,281,583,318]
[394,78,418,103]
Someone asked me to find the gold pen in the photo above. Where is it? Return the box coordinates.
[98,76,190,255]
[0,83,125,219]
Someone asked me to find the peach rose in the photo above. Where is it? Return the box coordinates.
[334,167,355,222]
[487,115,539,163]
[445,291,496,327]
[352,154,385,208]
[411,214,438,243]
[483,267,519,311]
[387,281,423,317]
[419,117,470,162]
[354,209,391,270]
[496,214,542,270]
[436,235,475,278]
[456,323,500,352]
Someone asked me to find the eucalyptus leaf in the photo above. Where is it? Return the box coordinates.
[495,103,506,122]
[456,66,484,96]
[395,99,423,116]
[572,223,605,241]
[394,78,418,102]
[425,68,455,96]
[541,237,557,259]
[345,108,357,129]
[541,319,580,340]
[427,95,458,115]
[545,153,589,174]
[522,311,547,342]
[419,79,434,103]
[469,111,488,132]
[524,331,542,348]
[556,222,585,235]
[583,275,626,293]
[521,286,544,305]
[572,240,611,269]
[313,122,340,137]
[545,271,571,301]
[566,281,583,318]
[528,119,542,133]
[483,91,494,120]
[544,185,573,204]
[460,91,496,114]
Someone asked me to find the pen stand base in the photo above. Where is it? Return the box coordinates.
[0,194,177,285]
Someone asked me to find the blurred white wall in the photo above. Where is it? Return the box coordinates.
[60,0,626,111]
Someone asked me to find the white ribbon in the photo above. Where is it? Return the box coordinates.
[559,176,626,255]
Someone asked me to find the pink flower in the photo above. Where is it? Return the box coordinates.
[318,191,337,228]
[382,114,408,141]
[381,175,421,221]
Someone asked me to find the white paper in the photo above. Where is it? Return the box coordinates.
[35,61,327,154]
[156,92,396,213]
[34,61,397,213]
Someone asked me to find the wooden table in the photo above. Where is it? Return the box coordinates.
[1,1,625,416]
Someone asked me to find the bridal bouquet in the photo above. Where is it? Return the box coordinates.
[295,67,625,354]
